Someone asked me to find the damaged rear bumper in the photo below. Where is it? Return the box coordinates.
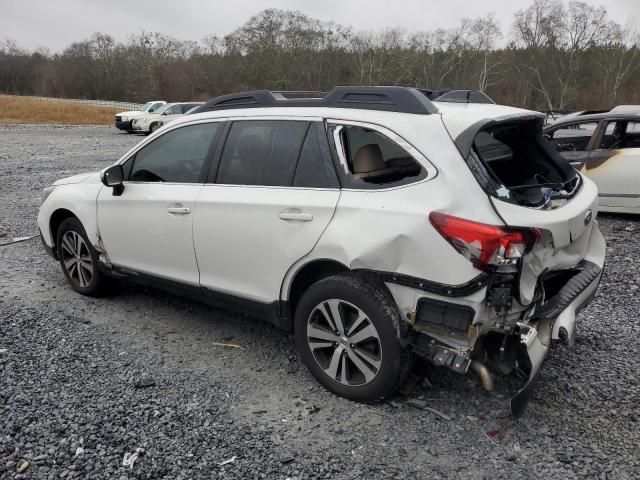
[511,255,604,416]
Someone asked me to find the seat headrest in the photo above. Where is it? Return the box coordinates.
[353,144,385,173]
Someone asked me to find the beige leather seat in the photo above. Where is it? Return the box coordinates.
[352,144,394,179]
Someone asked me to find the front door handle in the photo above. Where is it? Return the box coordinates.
[278,212,313,222]
[167,206,191,215]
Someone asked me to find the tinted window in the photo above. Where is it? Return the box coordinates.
[216,120,308,186]
[130,122,221,183]
[293,123,336,188]
[332,125,423,188]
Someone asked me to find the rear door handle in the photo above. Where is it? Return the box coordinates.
[167,206,191,215]
[278,212,313,222]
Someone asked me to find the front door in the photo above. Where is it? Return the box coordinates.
[97,121,224,284]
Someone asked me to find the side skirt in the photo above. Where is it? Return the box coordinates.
[105,265,292,331]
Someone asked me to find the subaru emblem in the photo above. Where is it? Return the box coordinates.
[584,209,593,226]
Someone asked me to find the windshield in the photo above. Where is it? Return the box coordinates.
[138,102,153,112]
[155,104,172,115]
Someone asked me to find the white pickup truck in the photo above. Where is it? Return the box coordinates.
[114,101,166,132]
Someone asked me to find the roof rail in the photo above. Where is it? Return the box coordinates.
[193,86,439,115]
[419,89,495,104]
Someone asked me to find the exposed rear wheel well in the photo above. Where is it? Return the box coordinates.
[50,209,78,249]
[288,260,349,319]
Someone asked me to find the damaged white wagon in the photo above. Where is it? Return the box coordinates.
[37,87,605,416]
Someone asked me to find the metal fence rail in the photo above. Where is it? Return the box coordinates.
[4,95,142,111]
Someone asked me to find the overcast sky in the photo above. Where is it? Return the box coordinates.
[2,0,638,51]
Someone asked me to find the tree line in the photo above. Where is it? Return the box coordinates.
[1,0,638,111]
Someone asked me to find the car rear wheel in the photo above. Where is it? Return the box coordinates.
[56,217,112,296]
[295,273,411,402]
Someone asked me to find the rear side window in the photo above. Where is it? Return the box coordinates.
[330,124,424,189]
[599,120,640,150]
[129,122,221,183]
[216,120,309,186]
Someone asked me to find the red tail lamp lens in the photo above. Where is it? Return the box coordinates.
[429,212,541,271]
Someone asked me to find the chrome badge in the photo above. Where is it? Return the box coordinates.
[584,209,593,226]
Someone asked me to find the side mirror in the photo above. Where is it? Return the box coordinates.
[102,164,125,196]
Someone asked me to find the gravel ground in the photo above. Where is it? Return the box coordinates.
[1,125,639,479]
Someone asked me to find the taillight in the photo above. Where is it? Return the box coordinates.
[429,212,541,272]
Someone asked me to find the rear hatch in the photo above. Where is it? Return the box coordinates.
[438,104,600,305]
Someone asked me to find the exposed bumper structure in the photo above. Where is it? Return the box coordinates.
[511,245,605,416]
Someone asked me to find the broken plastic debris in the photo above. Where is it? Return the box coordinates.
[122,448,145,469]
[218,456,237,466]
[0,348,7,354]
[423,407,452,421]
[211,342,243,350]
[0,235,37,247]
[75,447,85,457]
[16,460,30,473]
[134,376,156,389]
[487,428,504,438]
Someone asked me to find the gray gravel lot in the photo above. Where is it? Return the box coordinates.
[1,125,639,479]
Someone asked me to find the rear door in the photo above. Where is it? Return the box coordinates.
[586,119,640,210]
[193,118,340,304]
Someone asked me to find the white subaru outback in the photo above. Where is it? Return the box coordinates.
[38,87,605,416]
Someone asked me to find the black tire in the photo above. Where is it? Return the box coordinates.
[295,273,411,402]
[56,217,112,296]
[149,123,159,134]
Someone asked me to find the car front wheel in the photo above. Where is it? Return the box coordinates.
[56,217,112,296]
[295,273,411,402]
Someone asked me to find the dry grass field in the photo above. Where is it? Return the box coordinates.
[0,95,119,125]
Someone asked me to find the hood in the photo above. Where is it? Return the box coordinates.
[116,110,146,119]
[53,172,100,186]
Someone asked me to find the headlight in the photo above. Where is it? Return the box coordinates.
[121,116,128,122]
[41,186,56,205]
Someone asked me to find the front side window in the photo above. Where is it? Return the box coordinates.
[148,102,164,113]
[330,124,424,188]
[216,120,309,186]
[548,122,598,152]
[164,105,182,115]
[129,122,221,183]
[599,120,640,150]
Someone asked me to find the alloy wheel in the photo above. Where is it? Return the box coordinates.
[60,231,93,288]
[306,299,382,386]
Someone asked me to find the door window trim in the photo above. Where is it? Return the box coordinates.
[326,118,437,191]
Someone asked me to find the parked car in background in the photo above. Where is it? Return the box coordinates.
[544,108,576,126]
[115,101,166,132]
[132,102,203,134]
[544,105,640,213]
[38,87,605,416]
